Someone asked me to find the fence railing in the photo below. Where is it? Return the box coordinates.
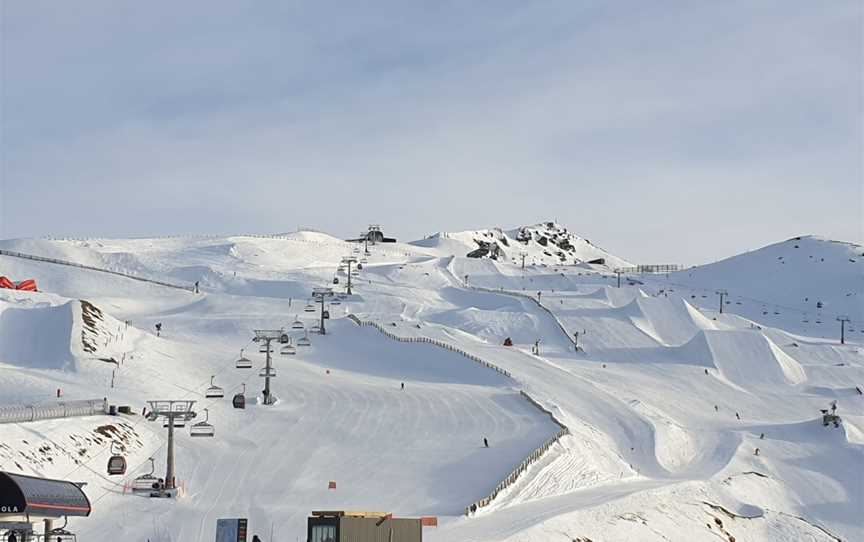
[0,398,108,424]
[616,264,680,274]
[0,249,194,292]
[346,314,570,514]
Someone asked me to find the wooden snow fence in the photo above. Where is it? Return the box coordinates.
[346,314,571,515]
[0,249,194,292]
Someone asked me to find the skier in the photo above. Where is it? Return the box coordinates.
[754,448,760,456]
[714,405,719,412]
[704,369,709,375]
[194,281,199,293]
[401,382,405,390]
[483,437,489,448]
[735,412,741,420]
[155,322,162,337]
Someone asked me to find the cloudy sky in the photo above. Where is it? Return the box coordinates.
[1,1,861,264]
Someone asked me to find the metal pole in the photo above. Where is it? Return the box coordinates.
[320,296,326,335]
[347,261,352,295]
[166,415,175,489]
[615,270,622,288]
[264,339,273,405]
[838,317,850,344]
[717,290,728,314]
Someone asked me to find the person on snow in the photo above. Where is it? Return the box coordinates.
[155,322,162,337]
[194,281,199,293]
[401,382,405,390]
[483,437,489,448]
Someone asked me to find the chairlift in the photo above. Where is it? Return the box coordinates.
[280,342,296,355]
[330,299,341,306]
[259,367,277,378]
[258,343,273,353]
[297,331,311,347]
[131,457,162,494]
[163,419,186,428]
[205,375,224,398]
[47,518,78,542]
[235,349,252,369]
[304,301,316,313]
[333,277,340,285]
[280,333,290,344]
[360,258,368,264]
[291,317,304,330]
[107,442,127,476]
[190,408,215,438]
[233,384,246,409]
[356,263,363,270]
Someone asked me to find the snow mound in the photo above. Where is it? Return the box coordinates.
[672,235,863,322]
[623,296,721,346]
[676,330,807,386]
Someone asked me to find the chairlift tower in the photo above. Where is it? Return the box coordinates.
[837,316,850,344]
[254,329,283,405]
[341,256,358,295]
[312,287,334,334]
[520,251,527,270]
[716,290,728,314]
[145,400,197,495]
[614,269,624,288]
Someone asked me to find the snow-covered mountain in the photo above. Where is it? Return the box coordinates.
[411,221,633,269]
[0,229,861,542]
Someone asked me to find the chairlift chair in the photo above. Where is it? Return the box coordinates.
[304,301,316,313]
[235,349,252,369]
[107,442,127,475]
[163,419,186,429]
[258,343,273,353]
[205,375,224,398]
[356,263,363,270]
[47,518,78,542]
[330,299,341,306]
[333,277,340,285]
[360,258,368,264]
[297,331,311,347]
[280,342,296,355]
[190,408,215,438]
[291,317,304,330]
[233,384,247,409]
[259,367,277,378]
[131,457,162,494]
[323,310,330,319]
[280,333,290,344]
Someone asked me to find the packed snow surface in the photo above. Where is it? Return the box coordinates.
[0,226,861,541]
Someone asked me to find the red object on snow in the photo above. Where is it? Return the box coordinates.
[328,481,337,489]
[15,279,38,291]
[0,276,38,291]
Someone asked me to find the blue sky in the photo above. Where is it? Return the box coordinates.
[1,1,861,264]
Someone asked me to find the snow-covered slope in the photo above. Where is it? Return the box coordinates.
[1,230,861,542]
[411,221,633,269]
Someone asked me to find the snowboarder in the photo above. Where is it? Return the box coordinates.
[857,386,862,395]
[735,412,741,420]
[754,448,760,456]
[704,369,709,375]
[714,405,719,412]
[759,433,765,439]
[155,322,162,337]
[194,281,199,293]
[401,382,405,390]
[483,437,489,448]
